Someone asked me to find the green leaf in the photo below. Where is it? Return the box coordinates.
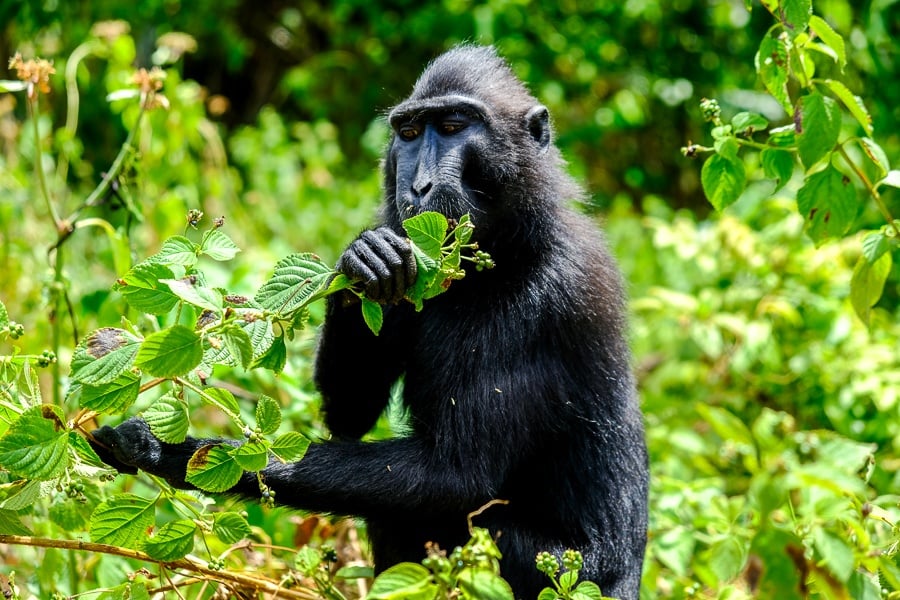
[113,262,180,315]
[812,529,854,582]
[199,229,241,261]
[213,512,252,544]
[760,148,795,191]
[0,480,42,510]
[457,569,515,600]
[223,324,254,368]
[71,327,142,385]
[796,92,841,169]
[233,441,269,471]
[69,431,105,468]
[406,245,441,311]
[795,164,857,245]
[337,565,376,580]
[361,297,384,335]
[80,371,141,414]
[707,536,748,582]
[134,325,202,378]
[850,252,891,325]
[252,335,287,374]
[731,112,769,135]
[809,15,846,68]
[0,407,69,480]
[143,393,190,443]
[701,153,746,211]
[202,387,241,418]
[453,214,475,245]
[879,170,900,190]
[862,230,891,263]
[848,571,883,600]
[270,432,310,462]
[784,0,812,34]
[572,581,604,600]
[142,519,197,561]
[367,563,439,600]
[755,27,792,115]
[161,278,223,312]
[256,395,281,434]
[186,444,244,493]
[859,138,890,179]
[402,211,448,260]
[149,236,198,267]
[0,508,31,535]
[821,79,872,135]
[254,253,335,315]
[90,493,155,548]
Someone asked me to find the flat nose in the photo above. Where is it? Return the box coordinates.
[412,177,432,197]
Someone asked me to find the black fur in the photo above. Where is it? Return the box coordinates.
[91,45,648,600]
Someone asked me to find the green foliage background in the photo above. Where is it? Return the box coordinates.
[0,0,899,598]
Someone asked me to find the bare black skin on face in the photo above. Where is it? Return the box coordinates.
[90,45,649,600]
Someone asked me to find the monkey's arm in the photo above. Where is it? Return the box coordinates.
[89,418,500,519]
[315,226,417,438]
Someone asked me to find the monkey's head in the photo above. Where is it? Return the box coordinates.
[381,45,580,248]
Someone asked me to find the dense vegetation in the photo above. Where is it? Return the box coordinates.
[0,0,898,598]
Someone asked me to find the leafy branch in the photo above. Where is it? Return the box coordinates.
[0,534,321,599]
[682,0,899,325]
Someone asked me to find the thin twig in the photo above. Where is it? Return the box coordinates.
[0,535,319,599]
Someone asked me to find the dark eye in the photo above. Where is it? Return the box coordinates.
[440,119,465,135]
[398,124,420,141]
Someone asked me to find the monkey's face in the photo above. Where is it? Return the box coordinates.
[386,96,495,224]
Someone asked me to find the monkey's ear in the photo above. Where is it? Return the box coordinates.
[525,105,551,153]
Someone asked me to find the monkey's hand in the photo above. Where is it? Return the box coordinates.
[337,227,417,304]
[89,418,200,489]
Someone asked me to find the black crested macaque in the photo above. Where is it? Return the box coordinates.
[90,45,649,599]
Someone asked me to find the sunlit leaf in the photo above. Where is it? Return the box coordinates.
[760,148,795,191]
[185,444,243,493]
[755,27,792,114]
[796,92,841,169]
[731,112,769,135]
[71,327,142,385]
[850,252,892,325]
[213,512,252,544]
[201,387,241,418]
[149,235,198,267]
[90,493,155,548]
[809,15,846,68]
[270,432,310,462]
[113,262,180,315]
[200,229,241,261]
[254,253,335,315]
[134,325,202,377]
[143,393,190,443]
[143,519,197,561]
[796,164,857,245]
[361,297,384,335]
[233,441,269,471]
[701,153,746,210]
[457,569,515,600]
[80,371,141,414]
[256,395,281,434]
[402,211,447,260]
[368,563,439,600]
[161,278,223,312]
[0,509,31,535]
[821,79,872,135]
[0,407,69,480]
